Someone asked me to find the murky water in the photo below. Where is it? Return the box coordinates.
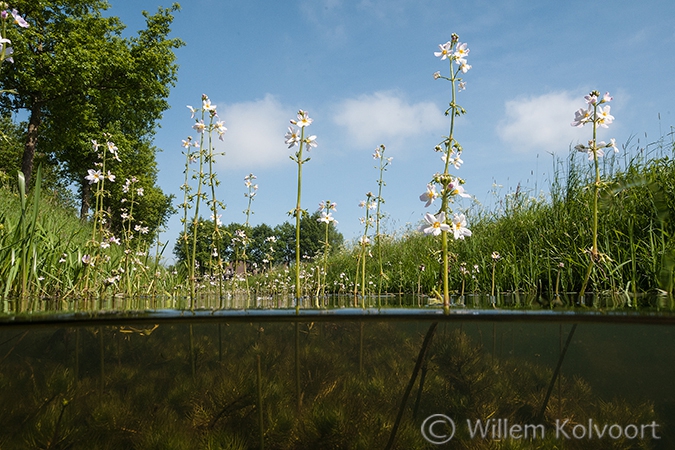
[1,294,674,449]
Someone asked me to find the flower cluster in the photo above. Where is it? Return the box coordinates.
[418,35,473,247]
[317,200,337,225]
[571,91,617,160]
[420,35,475,306]
[285,110,317,150]
[0,5,29,65]
[188,94,227,140]
[434,34,471,75]
[244,173,258,199]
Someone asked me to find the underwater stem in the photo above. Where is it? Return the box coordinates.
[385,321,438,450]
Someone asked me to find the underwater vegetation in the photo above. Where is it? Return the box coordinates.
[0,319,667,449]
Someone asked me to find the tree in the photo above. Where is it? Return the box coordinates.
[173,214,344,274]
[0,1,183,234]
[273,212,344,265]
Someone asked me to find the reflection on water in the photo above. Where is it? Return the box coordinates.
[0,318,673,449]
[2,291,675,318]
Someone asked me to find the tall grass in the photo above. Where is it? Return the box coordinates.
[2,132,674,305]
[310,135,675,298]
[0,169,172,303]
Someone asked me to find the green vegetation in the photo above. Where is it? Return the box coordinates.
[0,0,180,235]
[0,5,672,304]
[0,321,661,449]
[306,137,675,299]
[1,134,674,303]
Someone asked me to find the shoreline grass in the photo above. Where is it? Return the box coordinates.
[1,130,674,304]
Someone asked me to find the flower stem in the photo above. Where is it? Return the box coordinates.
[579,105,600,297]
[294,129,305,312]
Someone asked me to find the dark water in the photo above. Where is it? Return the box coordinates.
[1,294,675,449]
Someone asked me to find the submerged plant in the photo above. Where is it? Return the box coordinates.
[419,34,473,307]
[571,90,617,296]
[286,110,317,311]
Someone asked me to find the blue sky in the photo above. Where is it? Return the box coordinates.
[110,0,675,260]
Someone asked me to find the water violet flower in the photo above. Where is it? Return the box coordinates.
[421,212,451,236]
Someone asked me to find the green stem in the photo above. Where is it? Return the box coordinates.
[439,59,460,308]
[580,104,600,297]
[294,129,305,312]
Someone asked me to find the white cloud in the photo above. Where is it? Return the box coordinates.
[213,94,290,169]
[497,91,591,154]
[332,91,445,150]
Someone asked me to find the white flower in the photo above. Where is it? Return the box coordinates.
[193,120,205,134]
[571,107,592,127]
[304,135,317,150]
[318,212,337,224]
[458,81,466,91]
[215,120,227,140]
[211,214,223,226]
[285,126,300,148]
[419,184,439,207]
[442,152,463,169]
[291,110,312,128]
[453,42,470,64]
[187,105,197,118]
[596,105,614,128]
[202,97,217,113]
[434,41,453,60]
[492,251,501,260]
[421,212,451,236]
[451,214,472,240]
[584,93,598,105]
[11,9,29,28]
[447,179,471,198]
[85,169,103,184]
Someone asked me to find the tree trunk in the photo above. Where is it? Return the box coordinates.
[80,179,91,220]
[21,102,42,188]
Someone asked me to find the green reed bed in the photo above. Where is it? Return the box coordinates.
[0,168,174,303]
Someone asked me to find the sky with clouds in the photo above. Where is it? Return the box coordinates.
[110,0,675,260]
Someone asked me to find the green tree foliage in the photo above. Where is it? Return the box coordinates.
[0,116,77,208]
[0,0,183,236]
[174,212,344,275]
